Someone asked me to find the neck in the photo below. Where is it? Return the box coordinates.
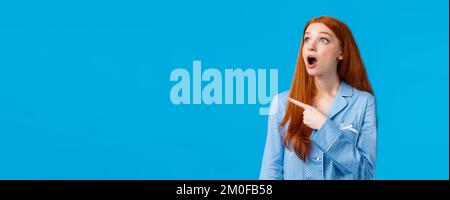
[314,73,340,98]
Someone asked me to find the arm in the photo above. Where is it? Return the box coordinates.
[259,94,285,180]
[310,95,377,180]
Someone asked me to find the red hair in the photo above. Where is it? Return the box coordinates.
[281,16,374,161]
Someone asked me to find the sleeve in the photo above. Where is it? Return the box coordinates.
[310,95,377,180]
[259,94,285,180]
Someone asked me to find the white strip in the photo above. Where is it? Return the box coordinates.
[339,124,359,134]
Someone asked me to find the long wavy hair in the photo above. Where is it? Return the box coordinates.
[281,16,374,161]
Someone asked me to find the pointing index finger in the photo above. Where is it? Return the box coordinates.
[288,97,311,110]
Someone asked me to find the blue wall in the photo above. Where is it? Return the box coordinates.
[0,0,448,179]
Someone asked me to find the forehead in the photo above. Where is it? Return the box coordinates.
[305,23,335,36]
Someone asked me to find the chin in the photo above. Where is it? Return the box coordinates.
[306,68,320,76]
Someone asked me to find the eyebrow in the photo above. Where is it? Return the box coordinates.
[304,31,333,37]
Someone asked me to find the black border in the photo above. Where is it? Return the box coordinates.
[0,180,448,198]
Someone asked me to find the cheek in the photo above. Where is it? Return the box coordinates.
[319,47,340,62]
[302,47,308,60]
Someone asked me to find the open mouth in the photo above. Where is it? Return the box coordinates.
[307,56,317,66]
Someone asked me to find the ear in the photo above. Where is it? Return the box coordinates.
[338,50,344,61]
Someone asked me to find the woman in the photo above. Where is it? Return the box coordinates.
[260,16,377,180]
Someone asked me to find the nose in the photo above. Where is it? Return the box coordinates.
[306,41,317,52]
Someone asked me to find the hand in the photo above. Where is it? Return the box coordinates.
[288,97,327,130]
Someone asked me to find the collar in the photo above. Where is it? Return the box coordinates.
[327,81,353,118]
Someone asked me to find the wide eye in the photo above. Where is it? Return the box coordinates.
[320,38,329,44]
[304,37,310,43]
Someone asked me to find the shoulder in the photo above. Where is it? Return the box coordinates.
[349,86,376,108]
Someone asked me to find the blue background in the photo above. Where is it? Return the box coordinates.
[0,0,448,180]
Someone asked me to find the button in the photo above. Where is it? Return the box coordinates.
[314,157,321,161]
